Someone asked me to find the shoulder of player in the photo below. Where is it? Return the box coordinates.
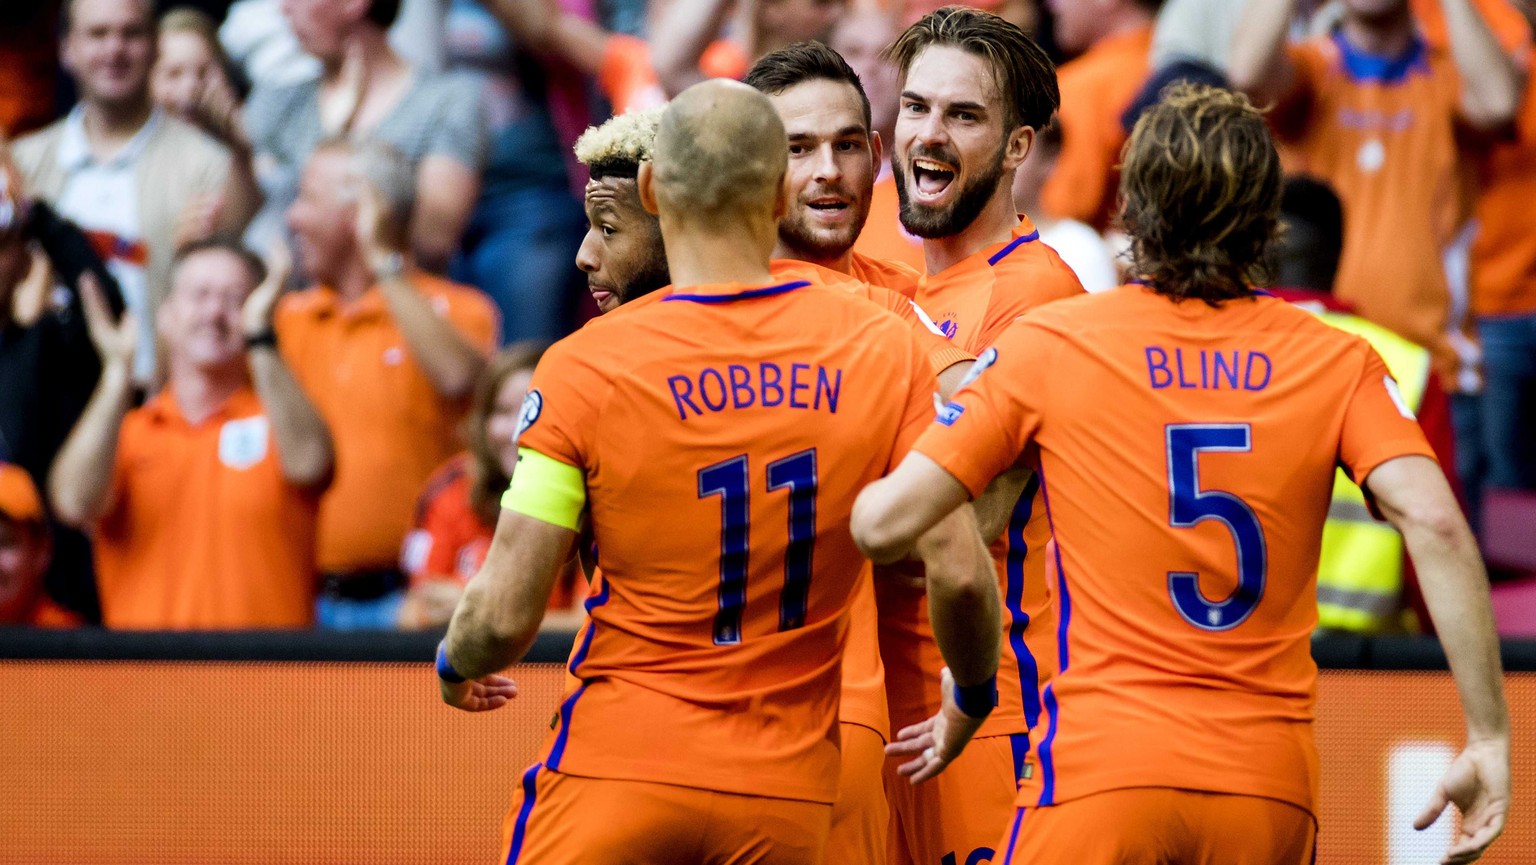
[988,240,1087,302]
[849,252,921,291]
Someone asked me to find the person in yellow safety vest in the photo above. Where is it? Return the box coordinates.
[1273,177,1464,634]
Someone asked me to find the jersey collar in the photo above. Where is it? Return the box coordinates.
[662,280,811,304]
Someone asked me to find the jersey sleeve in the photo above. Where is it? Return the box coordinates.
[1338,344,1440,497]
[887,331,944,474]
[1272,42,1328,140]
[973,262,1082,350]
[911,319,1058,497]
[515,337,605,470]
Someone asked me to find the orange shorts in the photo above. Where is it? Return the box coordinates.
[997,787,1317,865]
[499,764,832,864]
[828,722,889,865]
[886,733,1024,865]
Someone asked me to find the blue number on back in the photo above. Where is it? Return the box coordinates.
[767,449,818,632]
[699,455,750,645]
[698,449,821,645]
[1164,424,1268,631]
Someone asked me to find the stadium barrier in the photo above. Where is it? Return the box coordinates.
[1,630,1532,865]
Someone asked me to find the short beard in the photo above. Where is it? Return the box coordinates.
[617,244,672,305]
[777,194,867,263]
[894,141,1007,239]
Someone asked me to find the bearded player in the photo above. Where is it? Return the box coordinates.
[873,8,1085,865]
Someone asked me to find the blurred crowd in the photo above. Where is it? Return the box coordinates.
[0,0,1532,634]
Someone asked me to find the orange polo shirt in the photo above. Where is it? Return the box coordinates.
[854,173,928,272]
[1041,24,1155,230]
[275,272,498,574]
[598,35,751,114]
[95,386,320,629]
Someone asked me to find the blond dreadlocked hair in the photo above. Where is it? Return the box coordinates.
[1119,83,1282,306]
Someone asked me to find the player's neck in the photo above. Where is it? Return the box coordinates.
[773,238,853,275]
[663,222,777,289]
[922,188,1019,275]
[169,364,248,426]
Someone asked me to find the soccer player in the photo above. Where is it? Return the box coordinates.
[853,83,1510,865]
[746,40,974,398]
[876,9,1084,864]
[436,79,1002,865]
[571,108,671,314]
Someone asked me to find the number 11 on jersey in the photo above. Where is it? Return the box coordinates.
[699,449,819,645]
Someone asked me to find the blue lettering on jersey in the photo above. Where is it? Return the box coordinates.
[1146,346,1273,392]
[668,363,845,420]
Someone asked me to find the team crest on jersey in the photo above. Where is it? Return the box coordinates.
[936,401,966,426]
[958,347,997,389]
[515,390,543,443]
[939,318,959,340]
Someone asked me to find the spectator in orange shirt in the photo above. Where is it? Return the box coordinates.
[278,139,498,630]
[1230,0,1522,393]
[1466,0,1536,498]
[49,241,334,630]
[1039,0,1158,231]
[398,342,586,630]
[0,464,81,628]
[651,0,847,98]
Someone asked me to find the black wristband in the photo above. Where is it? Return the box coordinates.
[243,329,278,351]
[953,675,999,720]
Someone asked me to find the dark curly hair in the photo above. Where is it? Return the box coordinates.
[1119,83,1282,306]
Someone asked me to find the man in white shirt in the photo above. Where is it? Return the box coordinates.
[14,0,258,384]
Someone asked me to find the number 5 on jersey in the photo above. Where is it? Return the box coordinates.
[1164,424,1268,631]
[698,449,818,645]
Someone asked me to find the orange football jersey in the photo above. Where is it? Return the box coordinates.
[518,278,936,803]
[913,285,1437,814]
[879,217,1085,749]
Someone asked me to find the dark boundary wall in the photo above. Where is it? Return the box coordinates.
[3,628,1536,670]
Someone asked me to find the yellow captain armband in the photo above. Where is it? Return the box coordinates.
[502,448,588,531]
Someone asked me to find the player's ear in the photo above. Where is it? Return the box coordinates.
[1003,125,1034,172]
[773,169,790,221]
[637,162,660,216]
[870,130,884,170]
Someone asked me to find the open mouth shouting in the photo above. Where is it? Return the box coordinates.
[910,156,958,202]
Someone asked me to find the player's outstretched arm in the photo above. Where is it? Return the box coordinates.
[852,452,972,563]
[438,509,579,712]
[886,505,1001,783]
[1367,455,1511,865]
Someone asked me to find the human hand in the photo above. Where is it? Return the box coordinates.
[79,271,137,371]
[352,181,401,277]
[884,667,987,783]
[242,239,292,336]
[440,674,519,713]
[1415,738,1510,864]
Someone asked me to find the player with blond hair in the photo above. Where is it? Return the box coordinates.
[437,79,1002,865]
